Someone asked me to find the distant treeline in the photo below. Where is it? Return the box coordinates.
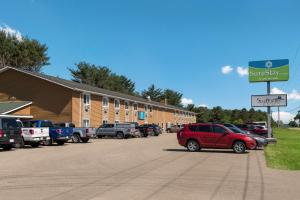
[185,105,268,124]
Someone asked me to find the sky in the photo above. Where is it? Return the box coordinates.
[1,0,300,123]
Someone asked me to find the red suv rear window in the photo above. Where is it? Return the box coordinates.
[188,124,211,132]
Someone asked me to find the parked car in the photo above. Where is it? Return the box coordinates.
[177,123,257,153]
[0,117,23,150]
[167,124,184,133]
[222,123,267,149]
[23,120,72,145]
[17,120,50,148]
[236,124,268,137]
[96,123,137,139]
[138,124,161,136]
[136,124,153,137]
[54,122,91,143]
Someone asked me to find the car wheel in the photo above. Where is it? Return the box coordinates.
[81,138,89,143]
[116,132,124,139]
[2,144,12,151]
[233,141,246,153]
[56,140,65,145]
[73,134,81,143]
[44,138,53,146]
[186,140,200,152]
[14,139,25,148]
[30,142,40,148]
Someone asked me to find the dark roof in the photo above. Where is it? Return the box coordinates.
[0,67,195,114]
[0,101,32,114]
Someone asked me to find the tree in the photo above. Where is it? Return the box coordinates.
[163,89,183,107]
[294,110,300,123]
[0,30,49,72]
[141,84,164,102]
[289,120,298,127]
[69,62,136,95]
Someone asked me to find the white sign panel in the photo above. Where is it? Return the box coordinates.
[251,94,287,107]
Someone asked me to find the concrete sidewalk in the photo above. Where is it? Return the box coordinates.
[0,134,299,200]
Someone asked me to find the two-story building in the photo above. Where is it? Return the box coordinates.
[0,67,196,128]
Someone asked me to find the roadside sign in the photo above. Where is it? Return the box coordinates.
[249,59,289,82]
[251,94,287,107]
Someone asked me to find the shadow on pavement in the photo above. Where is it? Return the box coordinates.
[163,148,249,154]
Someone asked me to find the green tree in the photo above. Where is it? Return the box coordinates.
[69,62,136,95]
[289,120,298,127]
[141,84,164,102]
[0,30,49,72]
[294,111,300,123]
[163,89,183,107]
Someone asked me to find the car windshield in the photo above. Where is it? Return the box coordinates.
[229,127,247,134]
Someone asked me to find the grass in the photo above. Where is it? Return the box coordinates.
[265,128,300,170]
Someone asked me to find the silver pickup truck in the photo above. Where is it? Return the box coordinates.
[96,123,137,139]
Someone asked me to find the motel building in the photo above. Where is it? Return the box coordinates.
[0,67,196,128]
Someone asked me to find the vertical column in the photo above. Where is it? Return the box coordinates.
[267,81,272,138]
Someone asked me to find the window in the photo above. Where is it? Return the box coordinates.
[125,101,129,110]
[83,119,90,127]
[102,97,109,107]
[83,94,90,105]
[115,120,119,124]
[2,118,18,129]
[213,126,227,134]
[189,125,211,132]
[145,105,148,112]
[149,105,152,112]
[40,121,53,128]
[102,120,108,125]
[133,103,138,111]
[114,99,120,109]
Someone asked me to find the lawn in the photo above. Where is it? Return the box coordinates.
[265,128,300,170]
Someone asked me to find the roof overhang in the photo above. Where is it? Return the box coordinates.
[0,114,33,119]
[0,67,196,115]
[2,101,32,114]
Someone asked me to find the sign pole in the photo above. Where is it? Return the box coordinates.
[278,107,280,127]
[267,81,272,138]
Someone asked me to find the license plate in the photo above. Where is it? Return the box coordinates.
[9,139,14,143]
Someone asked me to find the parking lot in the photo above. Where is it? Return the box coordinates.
[1,133,300,200]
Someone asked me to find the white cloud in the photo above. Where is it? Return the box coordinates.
[0,25,22,41]
[236,66,248,77]
[199,104,208,108]
[288,89,300,100]
[271,87,285,94]
[181,97,193,106]
[271,87,300,101]
[272,111,295,124]
[221,65,233,74]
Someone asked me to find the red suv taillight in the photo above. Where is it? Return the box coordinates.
[29,129,34,135]
[0,129,4,137]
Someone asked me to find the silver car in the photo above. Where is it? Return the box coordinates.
[96,123,137,139]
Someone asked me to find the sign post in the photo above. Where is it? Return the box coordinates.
[249,59,289,139]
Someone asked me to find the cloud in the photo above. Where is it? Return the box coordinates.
[236,66,248,77]
[271,87,300,100]
[181,97,193,106]
[271,87,285,94]
[199,104,208,108]
[288,89,300,100]
[221,65,233,74]
[272,111,295,124]
[0,25,22,41]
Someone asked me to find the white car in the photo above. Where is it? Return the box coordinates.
[17,120,50,148]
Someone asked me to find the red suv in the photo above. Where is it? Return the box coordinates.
[177,123,256,153]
